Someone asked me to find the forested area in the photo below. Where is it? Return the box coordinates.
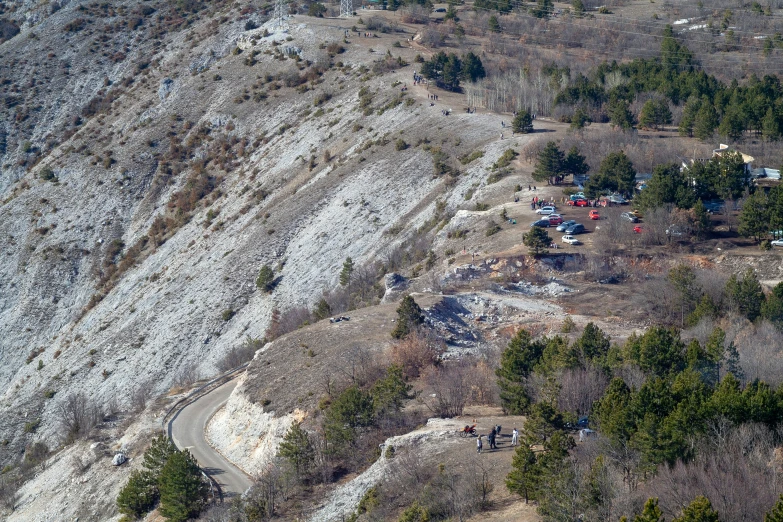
[499,320,783,521]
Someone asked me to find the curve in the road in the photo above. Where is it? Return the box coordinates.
[169,379,253,498]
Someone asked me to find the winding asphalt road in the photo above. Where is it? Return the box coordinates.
[169,379,253,498]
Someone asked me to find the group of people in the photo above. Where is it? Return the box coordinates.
[476,425,519,453]
[441,109,451,116]
[530,196,554,210]
[428,94,439,101]
[412,72,425,85]
[360,31,375,37]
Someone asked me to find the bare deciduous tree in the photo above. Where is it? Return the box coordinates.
[217,337,263,373]
[54,393,99,443]
[558,365,609,417]
[174,361,199,389]
[424,360,471,417]
[391,330,444,379]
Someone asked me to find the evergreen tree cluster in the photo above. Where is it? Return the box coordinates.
[117,435,208,521]
[635,152,749,211]
[420,51,486,92]
[501,319,783,520]
[554,25,783,142]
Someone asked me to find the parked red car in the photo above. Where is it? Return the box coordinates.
[588,210,600,220]
[568,199,589,207]
[548,214,564,225]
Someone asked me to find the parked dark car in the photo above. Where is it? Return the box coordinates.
[556,220,577,232]
[565,223,586,234]
[530,219,551,228]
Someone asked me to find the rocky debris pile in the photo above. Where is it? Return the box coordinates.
[441,263,492,285]
[513,279,572,297]
[423,296,480,351]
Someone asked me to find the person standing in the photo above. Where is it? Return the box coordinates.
[488,430,496,450]
[511,428,519,447]
[477,435,483,454]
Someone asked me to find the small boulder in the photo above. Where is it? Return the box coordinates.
[112,453,127,466]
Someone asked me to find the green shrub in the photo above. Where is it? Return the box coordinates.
[24,419,41,433]
[395,139,408,151]
[221,309,235,321]
[485,221,502,236]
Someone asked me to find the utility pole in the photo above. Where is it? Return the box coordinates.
[340,0,353,18]
[273,0,287,29]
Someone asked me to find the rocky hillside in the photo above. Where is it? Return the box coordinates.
[0,0,521,468]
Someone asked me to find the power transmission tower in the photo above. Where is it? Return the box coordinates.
[273,0,287,29]
[340,0,353,18]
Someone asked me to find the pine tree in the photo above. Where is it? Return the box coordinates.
[523,227,551,257]
[738,191,769,241]
[339,257,354,286]
[635,497,664,522]
[324,386,375,448]
[673,496,719,522]
[522,402,563,446]
[638,99,658,130]
[117,470,158,519]
[488,15,500,32]
[256,264,275,292]
[563,146,589,180]
[143,435,178,476]
[157,449,208,522]
[572,0,585,16]
[762,107,781,141]
[532,0,554,18]
[765,495,783,522]
[278,422,315,480]
[506,444,540,503]
[594,378,633,442]
[391,295,424,339]
[609,100,635,130]
[532,141,564,182]
[370,365,413,414]
[692,199,712,239]
[573,322,610,361]
[313,298,332,321]
[718,104,746,141]
[512,109,534,134]
[495,329,542,414]
[693,101,719,141]
[570,107,590,129]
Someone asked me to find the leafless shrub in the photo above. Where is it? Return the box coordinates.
[645,423,779,521]
[400,5,429,24]
[131,380,155,413]
[174,361,199,389]
[334,345,386,388]
[70,453,91,474]
[615,364,646,391]
[424,360,471,417]
[420,461,486,520]
[217,337,263,372]
[558,364,609,417]
[733,320,783,386]
[390,330,444,379]
[55,393,100,443]
[0,476,19,511]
